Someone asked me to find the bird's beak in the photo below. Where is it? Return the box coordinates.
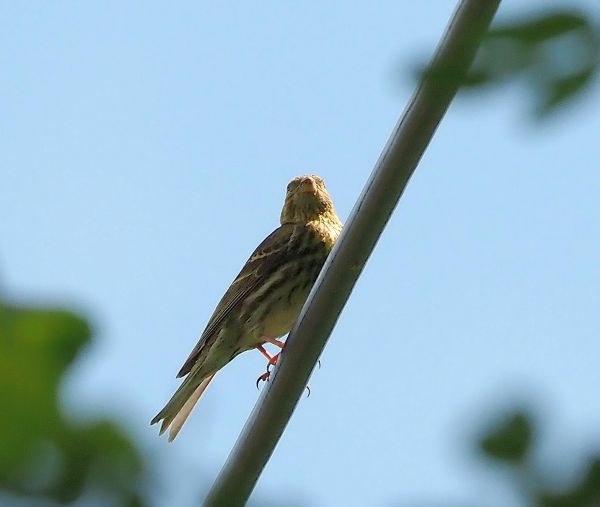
[298,178,318,194]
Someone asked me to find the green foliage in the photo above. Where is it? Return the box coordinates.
[464,8,600,117]
[416,8,600,118]
[540,457,600,507]
[479,410,533,463]
[477,410,600,506]
[0,300,147,506]
[2,294,600,507]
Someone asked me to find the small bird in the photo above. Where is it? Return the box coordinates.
[151,175,342,441]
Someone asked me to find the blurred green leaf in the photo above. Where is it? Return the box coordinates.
[416,8,600,118]
[0,299,148,506]
[539,457,600,507]
[472,9,599,116]
[490,12,588,44]
[539,66,596,115]
[0,304,89,476]
[479,410,533,463]
[476,408,600,507]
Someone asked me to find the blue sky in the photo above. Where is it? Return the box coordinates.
[2,1,600,506]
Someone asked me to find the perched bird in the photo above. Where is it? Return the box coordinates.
[151,175,342,441]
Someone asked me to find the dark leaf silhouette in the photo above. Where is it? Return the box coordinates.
[415,8,600,117]
[0,299,148,506]
[479,410,533,463]
[476,408,600,507]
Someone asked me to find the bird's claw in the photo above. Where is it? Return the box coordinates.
[255,370,271,389]
[255,370,311,397]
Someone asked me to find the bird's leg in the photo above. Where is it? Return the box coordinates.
[254,350,312,396]
[256,344,278,365]
[266,353,281,372]
[255,337,285,387]
[263,336,285,349]
[255,338,284,376]
[262,337,286,373]
[255,344,278,388]
[255,351,285,387]
[263,337,318,368]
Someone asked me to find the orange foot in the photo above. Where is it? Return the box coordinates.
[255,354,281,388]
[253,339,315,395]
[254,338,285,388]
[255,343,282,388]
[256,345,280,366]
[255,368,312,398]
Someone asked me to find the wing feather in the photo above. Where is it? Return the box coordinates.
[176,224,296,377]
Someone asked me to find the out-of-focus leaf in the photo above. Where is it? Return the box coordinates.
[0,298,149,507]
[539,66,596,115]
[538,457,600,507]
[0,304,89,475]
[479,411,533,463]
[490,12,588,45]
[415,8,600,118]
[476,408,600,507]
[48,420,144,503]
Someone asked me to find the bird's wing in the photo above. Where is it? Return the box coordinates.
[176,223,296,377]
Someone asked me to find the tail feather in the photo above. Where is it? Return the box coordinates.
[151,372,216,441]
[167,374,215,441]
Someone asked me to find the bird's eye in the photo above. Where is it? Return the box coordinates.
[287,180,300,192]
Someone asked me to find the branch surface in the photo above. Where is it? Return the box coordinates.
[203,1,501,505]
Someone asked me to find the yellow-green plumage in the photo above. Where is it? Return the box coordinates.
[151,175,342,440]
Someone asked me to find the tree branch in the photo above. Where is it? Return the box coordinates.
[203,1,501,505]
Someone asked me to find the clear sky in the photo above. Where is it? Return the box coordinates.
[2,1,599,506]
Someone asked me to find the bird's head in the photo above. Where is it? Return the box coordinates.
[280,175,335,225]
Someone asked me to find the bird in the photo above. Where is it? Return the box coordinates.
[151,174,343,441]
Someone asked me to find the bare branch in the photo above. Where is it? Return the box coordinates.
[203,1,501,505]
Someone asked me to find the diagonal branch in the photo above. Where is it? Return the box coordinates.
[203,1,501,505]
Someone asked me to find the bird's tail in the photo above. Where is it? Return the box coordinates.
[150,372,216,442]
